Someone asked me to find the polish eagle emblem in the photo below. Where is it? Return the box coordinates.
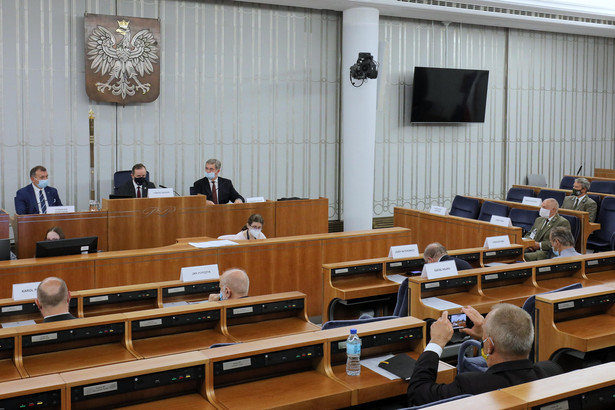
[86,18,159,101]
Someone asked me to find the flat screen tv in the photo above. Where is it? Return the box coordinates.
[411,67,489,123]
[35,236,98,258]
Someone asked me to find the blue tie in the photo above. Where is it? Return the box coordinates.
[39,190,47,214]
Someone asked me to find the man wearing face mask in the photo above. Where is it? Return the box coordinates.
[193,158,244,205]
[15,165,63,214]
[523,198,571,261]
[550,226,581,258]
[117,163,156,198]
[561,177,597,222]
[208,268,250,301]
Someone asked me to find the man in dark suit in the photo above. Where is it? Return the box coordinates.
[193,158,244,204]
[116,163,156,198]
[407,304,562,406]
[35,277,76,322]
[561,177,598,222]
[208,268,250,301]
[14,165,63,214]
[423,242,473,271]
[524,198,571,261]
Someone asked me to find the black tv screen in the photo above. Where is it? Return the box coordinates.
[411,67,489,123]
[35,237,98,258]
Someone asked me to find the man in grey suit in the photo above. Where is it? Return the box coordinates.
[524,198,571,261]
[561,177,598,222]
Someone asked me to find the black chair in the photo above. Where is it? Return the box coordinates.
[449,196,481,219]
[321,316,398,330]
[589,181,615,195]
[588,194,601,216]
[477,201,509,222]
[189,186,197,195]
[559,176,575,190]
[506,187,535,203]
[0,239,10,261]
[509,208,539,234]
[560,214,580,243]
[537,189,566,206]
[393,278,409,317]
[586,197,615,252]
[113,170,150,195]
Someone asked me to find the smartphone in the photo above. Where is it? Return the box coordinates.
[448,313,473,330]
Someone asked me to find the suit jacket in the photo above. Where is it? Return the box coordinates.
[43,313,76,323]
[523,214,570,253]
[193,176,244,204]
[562,195,598,223]
[116,180,156,198]
[14,185,63,215]
[407,350,561,406]
[440,255,473,271]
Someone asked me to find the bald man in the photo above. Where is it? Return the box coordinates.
[35,277,76,322]
[208,268,250,301]
[523,198,571,261]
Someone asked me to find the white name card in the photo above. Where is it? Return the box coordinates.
[483,235,512,249]
[429,205,448,215]
[388,244,419,259]
[246,196,266,203]
[522,196,542,206]
[422,260,458,280]
[489,215,512,227]
[12,281,41,301]
[147,188,174,198]
[180,264,219,283]
[47,205,75,214]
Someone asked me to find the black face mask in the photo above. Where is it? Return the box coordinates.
[134,177,147,186]
[571,188,582,196]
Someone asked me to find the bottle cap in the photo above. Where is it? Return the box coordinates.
[350,328,357,334]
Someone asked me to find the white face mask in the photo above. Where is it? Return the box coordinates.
[248,228,261,238]
[539,207,551,219]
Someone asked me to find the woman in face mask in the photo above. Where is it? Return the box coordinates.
[218,214,266,240]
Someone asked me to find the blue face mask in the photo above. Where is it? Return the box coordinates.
[37,179,49,189]
[205,172,216,180]
[552,248,559,257]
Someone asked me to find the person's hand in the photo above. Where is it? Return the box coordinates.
[534,242,541,249]
[460,305,485,340]
[234,199,243,204]
[208,293,220,302]
[429,311,453,349]
[206,200,215,205]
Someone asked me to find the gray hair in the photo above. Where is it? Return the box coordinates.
[423,242,447,261]
[542,198,559,211]
[37,277,68,308]
[206,158,221,170]
[220,268,249,297]
[484,303,533,357]
[575,177,590,192]
[550,226,575,247]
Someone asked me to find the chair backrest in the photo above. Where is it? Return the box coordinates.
[593,196,615,242]
[527,174,547,187]
[0,239,10,261]
[189,186,197,195]
[560,214,580,242]
[449,196,481,219]
[559,176,575,190]
[589,180,615,195]
[588,194,601,216]
[393,278,409,317]
[477,201,509,222]
[509,208,539,233]
[320,316,397,330]
[113,170,150,194]
[457,339,487,374]
[506,187,535,203]
[537,189,566,206]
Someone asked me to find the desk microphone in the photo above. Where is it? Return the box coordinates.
[159,185,181,196]
[576,165,583,176]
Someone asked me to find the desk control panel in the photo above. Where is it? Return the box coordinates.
[421,276,477,292]
[483,248,522,259]
[332,263,381,277]
[456,253,480,262]
[0,337,14,352]
[0,390,61,409]
[0,299,76,318]
[536,262,581,275]
[213,344,323,376]
[22,323,125,347]
[131,309,220,332]
[387,259,423,270]
[554,293,615,313]
[331,327,423,354]
[227,299,304,319]
[533,384,615,410]
[162,282,219,298]
[71,365,204,402]
[83,290,157,306]
[585,256,615,269]
[482,268,532,283]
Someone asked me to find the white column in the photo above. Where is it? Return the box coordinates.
[342,7,379,231]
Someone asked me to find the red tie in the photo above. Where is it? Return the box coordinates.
[211,181,218,204]
[137,186,142,198]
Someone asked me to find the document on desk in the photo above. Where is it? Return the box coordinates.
[361,354,398,380]
[421,297,462,310]
[2,320,37,328]
[162,301,189,308]
[188,240,239,248]
[386,274,407,284]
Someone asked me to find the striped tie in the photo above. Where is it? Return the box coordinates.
[39,190,47,214]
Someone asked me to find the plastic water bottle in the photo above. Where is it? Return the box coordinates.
[346,328,361,376]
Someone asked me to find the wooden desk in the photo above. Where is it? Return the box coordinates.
[478,264,548,306]
[60,351,212,409]
[0,211,8,239]
[594,168,615,179]
[0,329,22,382]
[203,200,276,239]
[582,251,615,285]
[13,211,109,259]
[565,173,615,183]
[0,374,64,409]
[532,256,601,290]
[324,317,456,406]
[535,284,615,361]
[427,390,526,409]
[0,297,78,325]
[503,361,615,409]
[275,197,328,237]
[394,207,523,251]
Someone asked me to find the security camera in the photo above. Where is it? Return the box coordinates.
[349,52,378,86]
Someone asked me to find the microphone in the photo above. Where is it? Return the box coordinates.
[576,166,583,176]
[159,185,181,197]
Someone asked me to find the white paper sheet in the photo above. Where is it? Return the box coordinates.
[162,301,189,308]
[386,274,407,284]
[360,354,399,380]
[188,240,238,248]
[1,320,37,328]
[421,297,462,310]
